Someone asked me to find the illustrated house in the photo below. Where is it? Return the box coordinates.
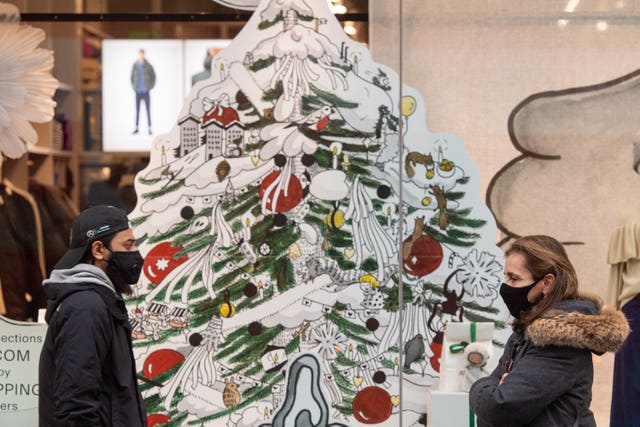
[178,115,199,157]
[201,103,245,160]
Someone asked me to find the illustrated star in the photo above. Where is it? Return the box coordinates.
[156,257,170,271]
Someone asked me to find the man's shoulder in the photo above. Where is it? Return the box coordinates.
[59,286,109,311]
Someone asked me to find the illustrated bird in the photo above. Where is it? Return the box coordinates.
[404,334,426,369]
[300,105,334,131]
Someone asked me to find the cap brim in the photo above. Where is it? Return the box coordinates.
[54,246,89,270]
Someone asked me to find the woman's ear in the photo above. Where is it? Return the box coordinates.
[541,273,555,295]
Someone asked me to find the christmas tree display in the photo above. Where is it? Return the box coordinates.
[128,0,508,425]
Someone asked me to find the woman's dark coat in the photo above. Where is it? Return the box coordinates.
[470,294,629,427]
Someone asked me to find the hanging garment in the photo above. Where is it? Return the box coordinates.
[610,293,640,426]
[0,180,45,321]
[607,204,640,427]
[29,179,76,276]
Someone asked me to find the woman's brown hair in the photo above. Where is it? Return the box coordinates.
[505,235,579,329]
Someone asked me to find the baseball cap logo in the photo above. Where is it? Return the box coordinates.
[86,225,111,240]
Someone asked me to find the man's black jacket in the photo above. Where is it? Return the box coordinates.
[39,265,147,426]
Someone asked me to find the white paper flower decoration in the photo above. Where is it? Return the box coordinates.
[211,0,260,10]
[0,3,57,161]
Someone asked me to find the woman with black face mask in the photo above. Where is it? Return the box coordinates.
[469,235,629,427]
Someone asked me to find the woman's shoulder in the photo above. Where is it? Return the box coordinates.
[553,294,599,315]
[525,292,629,354]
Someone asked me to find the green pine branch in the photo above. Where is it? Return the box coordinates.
[325,312,377,347]
[130,214,150,226]
[175,234,215,257]
[258,12,283,30]
[141,181,183,199]
[381,283,413,312]
[330,364,356,395]
[270,257,295,292]
[309,84,358,108]
[261,79,283,101]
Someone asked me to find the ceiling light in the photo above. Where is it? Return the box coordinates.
[344,23,357,35]
[596,20,608,31]
[331,4,347,14]
[557,19,568,27]
[564,0,580,13]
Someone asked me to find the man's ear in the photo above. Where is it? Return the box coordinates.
[90,240,109,261]
[541,273,555,295]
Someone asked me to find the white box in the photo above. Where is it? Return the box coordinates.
[427,390,476,427]
[440,322,495,392]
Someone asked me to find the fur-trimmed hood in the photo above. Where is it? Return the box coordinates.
[525,292,630,354]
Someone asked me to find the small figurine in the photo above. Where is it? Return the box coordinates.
[460,342,490,392]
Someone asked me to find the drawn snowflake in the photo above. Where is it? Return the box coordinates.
[0,4,57,161]
[454,249,502,306]
[308,322,348,361]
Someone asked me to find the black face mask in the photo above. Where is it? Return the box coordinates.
[499,279,541,319]
[106,249,143,295]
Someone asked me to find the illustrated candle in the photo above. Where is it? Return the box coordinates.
[383,202,394,228]
[242,213,252,241]
[330,142,342,169]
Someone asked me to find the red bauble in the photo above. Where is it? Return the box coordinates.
[402,235,443,276]
[352,386,393,424]
[143,242,189,285]
[259,171,303,213]
[147,413,170,427]
[143,349,185,379]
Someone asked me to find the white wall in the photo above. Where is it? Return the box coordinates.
[370,1,640,424]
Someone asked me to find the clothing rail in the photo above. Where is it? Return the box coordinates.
[20,13,368,22]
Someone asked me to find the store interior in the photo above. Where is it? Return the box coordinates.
[3,0,640,425]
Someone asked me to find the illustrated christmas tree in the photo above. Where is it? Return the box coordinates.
[127,0,508,425]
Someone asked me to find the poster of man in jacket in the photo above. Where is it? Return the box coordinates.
[131,49,156,136]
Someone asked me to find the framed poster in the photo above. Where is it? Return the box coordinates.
[103,40,233,152]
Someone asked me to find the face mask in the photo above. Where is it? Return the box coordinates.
[106,249,144,294]
[499,279,540,319]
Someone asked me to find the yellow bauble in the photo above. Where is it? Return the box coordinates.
[401,96,417,117]
[326,209,345,228]
[219,302,236,318]
[439,159,454,171]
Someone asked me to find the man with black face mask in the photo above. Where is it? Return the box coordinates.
[39,205,147,426]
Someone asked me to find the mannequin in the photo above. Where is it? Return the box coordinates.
[607,141,640,427]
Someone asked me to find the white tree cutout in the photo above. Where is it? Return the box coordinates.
[250,0,347,121]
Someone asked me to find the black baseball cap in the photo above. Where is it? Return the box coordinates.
[54,205,131,269]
